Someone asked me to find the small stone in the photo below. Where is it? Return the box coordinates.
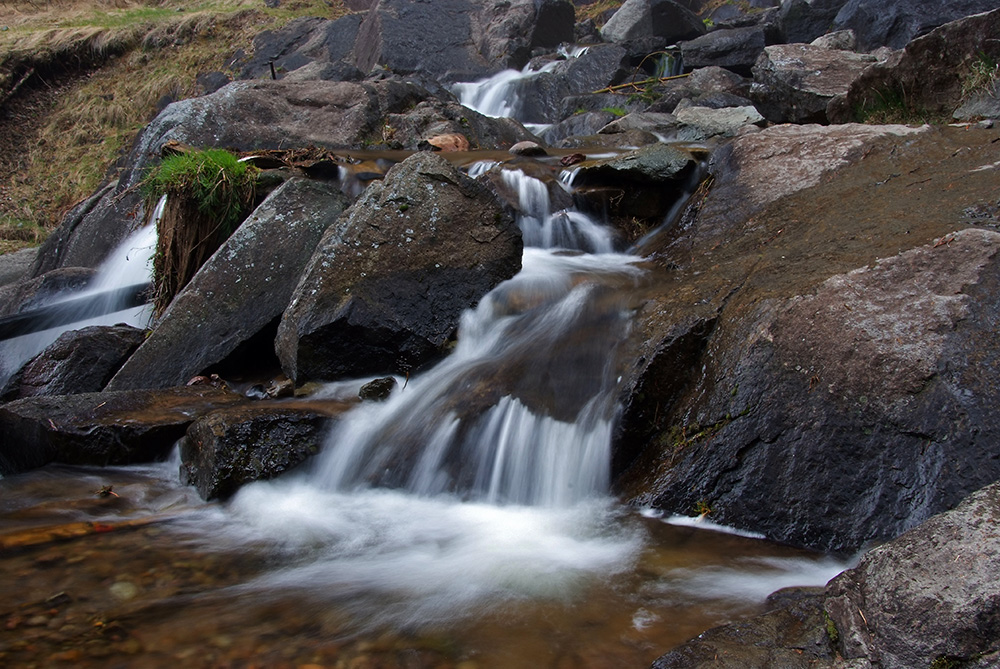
[509,140,547,156]
[109,581,139,601]
[359,377,397,401]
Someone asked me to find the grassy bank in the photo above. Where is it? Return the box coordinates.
[0,0,348,253]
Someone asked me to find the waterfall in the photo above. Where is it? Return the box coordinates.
[0,203,158,387]
[310,168,636,506]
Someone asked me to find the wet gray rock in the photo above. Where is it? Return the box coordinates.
[679,25,768,77]
[29,182,119,277]
[541,109,618,144]
[1,324,145,401]
[0,248,36,288]
[614,124,1000,554]
[826,481,1000,667]
[572,142,697,228]
[751,44,877,124]
[180,403,345,500]
[954,79,1000,121]
[828,8,1000,124]
[831,0,1000,51]
[0,386,245,475]
[600,0,705,57]
[105,178,351,392]
[0,267,96,318]
[276,152,521,383]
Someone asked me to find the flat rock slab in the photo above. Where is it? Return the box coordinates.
[0,386,246,475]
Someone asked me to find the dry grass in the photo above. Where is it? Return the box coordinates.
[576,0,623,27]
[0,0,349,252]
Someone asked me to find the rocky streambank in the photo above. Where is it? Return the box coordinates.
[2,0,1000,665]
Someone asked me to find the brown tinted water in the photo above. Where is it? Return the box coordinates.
[0,462,846,668]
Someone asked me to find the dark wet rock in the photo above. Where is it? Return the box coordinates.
[554,128,661,149]
[276,152,521,383]
[0,248,36,289]
[0,386,245,475]
[359,376,397,401]
[751,44,877,124]
[684,91,755,109]
[826,482,1000,667]
[652,588,836,668]
[195,70,231,95]
[679,25,768,77]
[105,179,350,392]
[572,143,697,231]
[0,267,96,318]
[600,0,706,57]
[180,402,347,500]
[705,0,780,30]
[598,111,682,137]
[239,15,364,81]
[777,0,849,45]
[478,0,576,71]
[1,325,145,401]
[828,8,1000,124]
[645,65,750,113]
[614,124,1000,554]
[831,0,1000,51]
[381,100,535,152]
[500,44,630,125]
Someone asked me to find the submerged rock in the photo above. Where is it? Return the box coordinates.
[276,152,521,383]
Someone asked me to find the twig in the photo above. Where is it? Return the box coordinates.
[0,67,35,108]
[591,72,691,94]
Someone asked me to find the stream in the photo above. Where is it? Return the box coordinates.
[0,63,852,667]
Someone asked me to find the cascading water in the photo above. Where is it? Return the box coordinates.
[0,202,159,387]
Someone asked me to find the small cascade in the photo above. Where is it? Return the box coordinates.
[453,45,588,124]
[501,168,615,253]
[0,206,158,386]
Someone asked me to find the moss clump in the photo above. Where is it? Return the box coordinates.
[824,611,840,646]
[142,148,257,314]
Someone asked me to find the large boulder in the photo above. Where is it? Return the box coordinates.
[180,402,351,500]
[508,44,631,124]
[600,0,706,57]
[826,481,1000,667]
[0,386,246,475]
[828,8,1000,124]
[831,0,1000,51]
[105,178,351,392]
[239,15,365,81]
[478,0,576,71]
[0,248,36,288]
[1,324,145,400]
[614,124,1000,553]
[750,44,878,124]
[275,152,522,383]
[653,483,1000,667]
[679,25,768,77]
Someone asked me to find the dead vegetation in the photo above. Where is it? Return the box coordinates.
[0,0,349,253]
